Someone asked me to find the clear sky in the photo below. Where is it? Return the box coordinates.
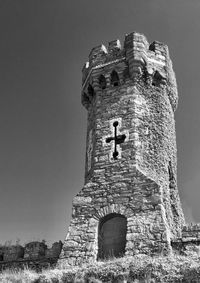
[0,0,199,245]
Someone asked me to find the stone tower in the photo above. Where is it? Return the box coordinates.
[59,32,185,266]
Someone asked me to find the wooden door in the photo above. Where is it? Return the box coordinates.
[98,214,127,259]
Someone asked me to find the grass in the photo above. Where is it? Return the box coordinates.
[1,253,200,282]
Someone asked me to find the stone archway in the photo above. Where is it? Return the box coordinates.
[98,213,127,260]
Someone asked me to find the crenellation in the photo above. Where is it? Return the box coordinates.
[124,32,148,79]
[82,62,90,85]
[165,58,178,112]
[149,41,168,55]
[81,33,177,114]
[108,39,122,54]
[89,44,108,66]
[124,32,149,49]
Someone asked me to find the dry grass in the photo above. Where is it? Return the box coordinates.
[0,267,38,283]
[1,254,200,282]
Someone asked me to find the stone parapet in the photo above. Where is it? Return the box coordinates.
[81,32,178,112]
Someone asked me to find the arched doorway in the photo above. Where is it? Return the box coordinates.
[98,213,127,260]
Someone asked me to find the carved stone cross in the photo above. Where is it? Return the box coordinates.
[106,121,126,159]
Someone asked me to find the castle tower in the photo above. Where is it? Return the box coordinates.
[59,32,185,266]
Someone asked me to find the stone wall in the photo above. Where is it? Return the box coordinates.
[172,224,200,256]
[0,241,62,271]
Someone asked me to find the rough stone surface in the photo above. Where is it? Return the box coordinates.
[59,32,189,267]
[2,245,24,261]
[24,241,47,260]
[172,224,200,256]
[45,241,63,258]
[0,241,62,270]
[0,241,62,265]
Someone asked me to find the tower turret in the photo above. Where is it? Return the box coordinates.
[59,32,185,266]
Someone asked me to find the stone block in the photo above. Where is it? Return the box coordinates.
[24,241,47,260]
[3,245,24,261]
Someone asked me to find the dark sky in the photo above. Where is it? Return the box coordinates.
[0,0,199,245]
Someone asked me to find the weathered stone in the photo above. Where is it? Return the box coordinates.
[45,241,62,258]
[73,196,92,205]
[58,31,188,267]
[24,242,47,260]
[3,245,24,261]
[0,240,63,270]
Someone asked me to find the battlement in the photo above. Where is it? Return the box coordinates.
[82,32,178,112]
[83,32,168,72]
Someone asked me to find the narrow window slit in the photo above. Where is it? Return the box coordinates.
[111,70,120,87]
[99,74,106,90]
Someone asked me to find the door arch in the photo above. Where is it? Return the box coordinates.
[98,213,127,260]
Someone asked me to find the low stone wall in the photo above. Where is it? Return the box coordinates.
[24,241,47,259]
[182,224,200,240]
[0,245,24,261]
[0,241,62,271]
[172,224,200,255]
